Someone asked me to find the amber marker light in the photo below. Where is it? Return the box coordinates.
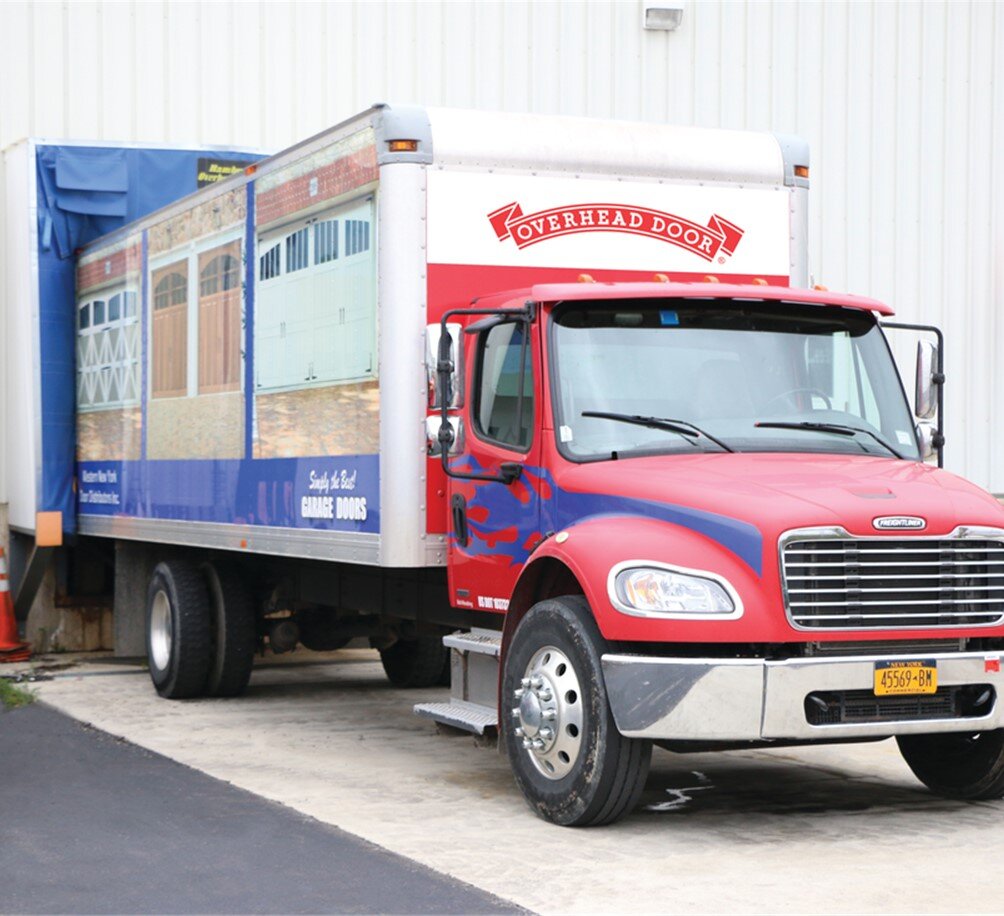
[244,164,257,175]
[652,273,670,283]
[388,139,419,152]
[814,284,829,291]
[577,273,595,282]
[752,278,769,286]
[703,275,720,283]
[794,165,809,179]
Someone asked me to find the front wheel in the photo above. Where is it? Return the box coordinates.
[897,729,1004,799]
[502,596,651,826]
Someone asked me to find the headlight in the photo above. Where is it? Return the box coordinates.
[609,562,743,619]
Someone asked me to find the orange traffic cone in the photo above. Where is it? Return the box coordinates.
[0,547,30,662]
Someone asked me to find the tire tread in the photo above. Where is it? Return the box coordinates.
[148,559,212,699]
[380,635,448,688]
[204,564,257,698]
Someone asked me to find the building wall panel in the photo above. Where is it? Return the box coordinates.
[1,0,1001,488]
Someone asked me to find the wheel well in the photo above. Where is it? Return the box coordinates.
[502,557,586,656]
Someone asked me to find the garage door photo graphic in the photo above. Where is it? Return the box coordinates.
[75,129,382,534]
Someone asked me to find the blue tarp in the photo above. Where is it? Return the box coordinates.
[35,144,265,532]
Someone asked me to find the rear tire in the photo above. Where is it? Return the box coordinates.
[502,595,651,826]
[897,729,1004,800]
[202,563,257,697]
[147,559,212,699]
[379,634,448,688]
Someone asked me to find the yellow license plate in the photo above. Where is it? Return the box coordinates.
[874,659,938,696]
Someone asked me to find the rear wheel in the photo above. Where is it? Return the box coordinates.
[502,596,651,826]
[379,634,448,688]
[147,559,212,699]
[897,729,1004,799]
[202,563,257,697]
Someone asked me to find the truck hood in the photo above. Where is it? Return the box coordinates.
[555,452,1004,546]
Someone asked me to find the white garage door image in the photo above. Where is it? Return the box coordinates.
[76,288,140,411]
[255,196,376,393]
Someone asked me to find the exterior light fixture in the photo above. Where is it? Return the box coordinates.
[643,1,684,31]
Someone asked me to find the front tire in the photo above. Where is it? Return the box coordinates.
[897,729,1004,799]
[502,596,652,826]
[147,560,212,699]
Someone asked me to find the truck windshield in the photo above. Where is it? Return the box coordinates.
[550,300,920,461]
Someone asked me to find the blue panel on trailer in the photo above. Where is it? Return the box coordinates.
[35,144,265,532]
[76,456,379,533]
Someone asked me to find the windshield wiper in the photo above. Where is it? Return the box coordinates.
[582,411,735,453]
[753,421,905,459]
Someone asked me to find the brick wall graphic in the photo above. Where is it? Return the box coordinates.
[255,127,377,228]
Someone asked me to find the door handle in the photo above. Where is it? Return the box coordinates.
[451,494,469,548]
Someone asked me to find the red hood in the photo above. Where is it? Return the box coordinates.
[556,453,1004,541]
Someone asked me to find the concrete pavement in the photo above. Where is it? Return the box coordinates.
[10,649,1004,914]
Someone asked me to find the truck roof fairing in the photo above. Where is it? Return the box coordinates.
[473,282,894,316]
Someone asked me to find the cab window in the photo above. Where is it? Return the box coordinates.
[474,322,534,450]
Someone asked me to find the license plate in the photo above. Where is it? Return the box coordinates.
[874,659,938,696]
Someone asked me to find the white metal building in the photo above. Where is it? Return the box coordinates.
[1,0,1002,497]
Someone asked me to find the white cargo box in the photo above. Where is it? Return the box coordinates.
[65,105,807,568]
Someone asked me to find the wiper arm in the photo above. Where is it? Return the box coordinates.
[753,421,905,459]
[582,411,735,453]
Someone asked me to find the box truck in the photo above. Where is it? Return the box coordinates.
[65,105,1004,825]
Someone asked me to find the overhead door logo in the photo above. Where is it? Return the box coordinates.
[487,201,744,262]
[873,516,927,530]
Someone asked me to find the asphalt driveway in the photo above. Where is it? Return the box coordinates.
[0,702,516,914]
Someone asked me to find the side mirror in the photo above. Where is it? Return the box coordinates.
[426,415,464,457]
[916,421,937,461]
[915,340,938,420]
[426,322,463,410]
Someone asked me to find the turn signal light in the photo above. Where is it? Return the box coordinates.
[814,284,829,291]
[794,165,809,179]
[751,278,768,286]
[388,139,419,152]
[652,273,670,283]
[577,273,595,283]
[703,275,720,283]
[244,164,257,175]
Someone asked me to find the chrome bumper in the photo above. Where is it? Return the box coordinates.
[601,651,1004,741]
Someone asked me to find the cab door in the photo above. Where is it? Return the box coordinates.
[448,316,542,614]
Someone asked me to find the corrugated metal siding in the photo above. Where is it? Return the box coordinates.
[2,0,1002,488]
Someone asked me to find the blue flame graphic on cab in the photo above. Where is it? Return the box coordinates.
[451,458,762,575]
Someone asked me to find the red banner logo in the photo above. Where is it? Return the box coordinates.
[487,201,744,262]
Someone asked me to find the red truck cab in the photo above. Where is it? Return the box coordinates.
[427,281,1004,825]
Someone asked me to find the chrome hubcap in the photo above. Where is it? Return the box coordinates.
[150,589,173,672]
[512,646,583,780]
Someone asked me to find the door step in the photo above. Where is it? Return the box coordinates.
[413,700,498,735]
[413,628,501,735]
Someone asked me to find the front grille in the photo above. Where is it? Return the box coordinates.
[804,685,994,726]
[803,639,965,657]
[782,537,1004,630]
